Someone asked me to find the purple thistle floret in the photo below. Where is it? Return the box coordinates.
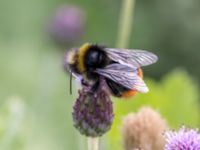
[72,80,114,137]
[48,5,85,46]
[164,126,200,150]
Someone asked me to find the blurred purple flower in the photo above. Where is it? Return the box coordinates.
[165,126,200,150]
[48,5,85,47]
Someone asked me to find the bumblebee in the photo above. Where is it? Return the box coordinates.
[65,43,158,97]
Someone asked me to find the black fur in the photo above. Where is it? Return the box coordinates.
[106,79,129,97]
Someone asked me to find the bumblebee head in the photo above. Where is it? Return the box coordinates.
[64,48,79,95]
[65,49,76,65]
[64,48,79,74]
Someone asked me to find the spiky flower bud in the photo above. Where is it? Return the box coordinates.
[72,81,114,137]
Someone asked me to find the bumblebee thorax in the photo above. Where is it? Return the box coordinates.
[77,43,109,73]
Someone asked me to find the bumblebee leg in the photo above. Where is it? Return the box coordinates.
[106,79,122,97]
[81,79,99,94]
[89,80,99,93]
[81,79,89,87]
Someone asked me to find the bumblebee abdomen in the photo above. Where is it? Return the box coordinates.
[106,68,143,98]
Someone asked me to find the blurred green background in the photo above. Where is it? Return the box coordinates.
[0,0,200,150]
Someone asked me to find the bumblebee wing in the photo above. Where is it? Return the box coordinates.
[104,48,158,68]
[95,64,149,93]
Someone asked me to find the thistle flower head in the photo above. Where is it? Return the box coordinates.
[48,4,85,47]
[164,126,200,150]
[122,107,167,150]
[72,80,114,137]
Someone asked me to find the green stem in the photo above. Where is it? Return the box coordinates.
[116,0,136,48]
[87,137,99,150]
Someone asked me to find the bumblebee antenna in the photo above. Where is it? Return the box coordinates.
[70,70,72,95]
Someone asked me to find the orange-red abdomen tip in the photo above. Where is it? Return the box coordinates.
[121,68,143,98]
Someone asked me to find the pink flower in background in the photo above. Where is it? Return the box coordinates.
[165,126,200,150]
[48,5,85,47]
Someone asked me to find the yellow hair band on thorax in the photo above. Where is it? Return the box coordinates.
[78,43,90,73]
